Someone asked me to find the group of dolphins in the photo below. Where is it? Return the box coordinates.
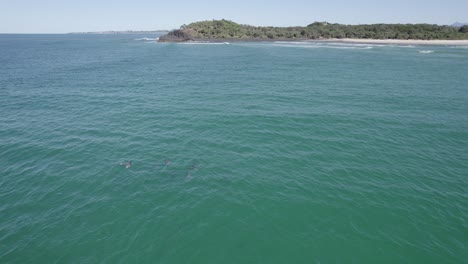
[118,159,200,179]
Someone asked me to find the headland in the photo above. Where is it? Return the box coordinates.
[158,20,468,45]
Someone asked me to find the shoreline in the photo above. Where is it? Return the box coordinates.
[317,38,468,46]
[162,38,468,46]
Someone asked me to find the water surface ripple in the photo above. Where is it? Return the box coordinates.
[1,35,467,263]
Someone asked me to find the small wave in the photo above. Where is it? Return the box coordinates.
[179,42,230,45]
[418,50,434,54]
[302,41,418,49]
[274,41,308,45]
[401,45,416,48]
[135,37,158,41]
[272,43,373,50]
[334,46,373,50]
[314,42,386,47]
[274,41,377,47]
[331,43,384,48]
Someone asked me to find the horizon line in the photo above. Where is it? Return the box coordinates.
[1,20,466,34]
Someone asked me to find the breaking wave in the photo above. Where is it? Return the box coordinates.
[418,50,434,54]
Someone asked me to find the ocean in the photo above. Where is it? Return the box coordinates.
[0,34,467,263]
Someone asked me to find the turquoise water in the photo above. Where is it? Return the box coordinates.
[1,34,467,263]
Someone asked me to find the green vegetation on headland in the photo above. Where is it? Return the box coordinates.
[159,20,468,42]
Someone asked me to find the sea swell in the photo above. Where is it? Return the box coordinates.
[1,34,467,263]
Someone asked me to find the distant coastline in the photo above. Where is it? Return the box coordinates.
[159,19,468,44]
[69,30,168,35]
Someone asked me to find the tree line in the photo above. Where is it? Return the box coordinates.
[160,19,468,41]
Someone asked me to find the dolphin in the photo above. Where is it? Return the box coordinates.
[118,160,131,169]
[185,169,192,181]
[186,163,200,170]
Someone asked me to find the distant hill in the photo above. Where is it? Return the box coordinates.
[451,22,468,27]
[69,30,168,34]
[159,19,468,42]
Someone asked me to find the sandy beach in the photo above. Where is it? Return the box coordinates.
[319,38,468,46]
[163,37,468,45]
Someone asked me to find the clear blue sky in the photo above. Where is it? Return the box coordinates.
[1,0,467,33]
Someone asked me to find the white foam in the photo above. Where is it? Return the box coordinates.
[329,42,384,47]
[272,43,373,50]
[418,50,434,54]
[274,41,419,49]
[274,41,308,45]
[135,37,158,41]
[179,42,230,45]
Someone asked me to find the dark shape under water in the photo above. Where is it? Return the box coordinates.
[164,159,170,166]
[186,162,200,170]
[185,169,192,181]
[118,160,132,169]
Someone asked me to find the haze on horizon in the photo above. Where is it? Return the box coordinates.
[1,0,467,33]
